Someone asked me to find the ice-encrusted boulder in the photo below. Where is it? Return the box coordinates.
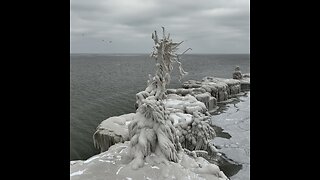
[93,113,135,152]
[231,66,250,91]
[232,66,242,80]
[161,94,218,154]
[175,112,218,155]
[70,142,229,180]
[195,92,217,112]
[167,88,217,112]
[211,78,241,98]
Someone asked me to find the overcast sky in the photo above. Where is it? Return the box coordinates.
[71,0,249,54]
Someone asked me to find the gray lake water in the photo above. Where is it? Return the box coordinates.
[70,54,250,161]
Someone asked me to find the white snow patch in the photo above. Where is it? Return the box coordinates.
[101,153,111,158]
[125,121,131,126]
[170,114,180,125]
[176,113,192,124]
[151,166,160,169]
[125,178,132,180]
[119,149,126,154]
[70,169,86,176]
[84,156,99,164]
[70,160,83,165]
[165,99,183,107]
[105,155,115,160]
[98,159,114,163]
[116,166,123,175]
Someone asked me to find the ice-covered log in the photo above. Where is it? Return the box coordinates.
[70,142,229,180]
[93,113,135,152]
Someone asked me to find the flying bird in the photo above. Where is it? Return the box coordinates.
[102,40,112,44]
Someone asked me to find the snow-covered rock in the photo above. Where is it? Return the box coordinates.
[93,113,135,152]
[70,142,229,180]
[195,92,217,112]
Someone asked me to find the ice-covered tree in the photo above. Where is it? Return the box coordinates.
[136,27,190,107]
[128,27,189,169]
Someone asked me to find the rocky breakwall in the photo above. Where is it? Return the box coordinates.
[93,76,250,153]
[168,76,247,112]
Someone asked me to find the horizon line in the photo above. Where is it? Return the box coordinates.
[70,52,250,55]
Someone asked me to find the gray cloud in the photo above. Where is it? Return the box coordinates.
[71,0,249,53]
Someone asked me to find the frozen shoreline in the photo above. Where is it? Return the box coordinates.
[93,76,250,154]
[211,92,250,179]
[70,75,250,180]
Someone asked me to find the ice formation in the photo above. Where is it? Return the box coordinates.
[125,27,227,171]
[136,27,189,106]
[128,99,182,169]
[93,113,135,152]
[232,66,243,80]
[128,27,189,169]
